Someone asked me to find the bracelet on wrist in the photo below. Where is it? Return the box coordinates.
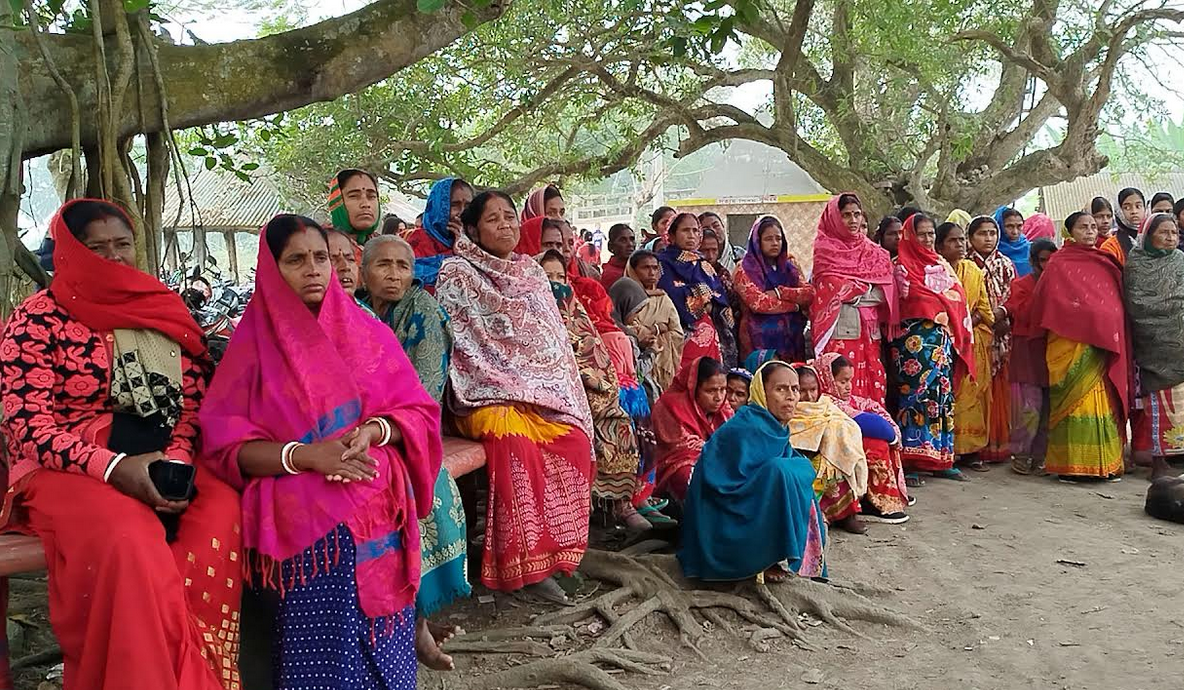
[281,441,305,475]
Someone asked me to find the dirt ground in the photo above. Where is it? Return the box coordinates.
[9,467,1183,690]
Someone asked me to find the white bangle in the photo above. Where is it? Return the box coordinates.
[367,417,393,447]
[280,441,304,475]
[103,453,127,483]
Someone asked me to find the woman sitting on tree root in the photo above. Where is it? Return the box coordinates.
[679,361,826,582]
[651,356,733,501]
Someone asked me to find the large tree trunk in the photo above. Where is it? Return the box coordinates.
[16,0,507,158]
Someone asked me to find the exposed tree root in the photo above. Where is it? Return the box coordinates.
[460,649,670,690]
[458,549,923,688]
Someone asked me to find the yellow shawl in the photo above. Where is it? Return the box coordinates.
[788,396,869,496]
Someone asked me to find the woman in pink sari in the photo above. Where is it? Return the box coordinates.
[811,194,899,406]
[200,215,443,690]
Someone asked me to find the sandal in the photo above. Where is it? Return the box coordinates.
[932,468,970,482]
[905,473,925,488]
[636,503,678,526]
[518,577,573,606]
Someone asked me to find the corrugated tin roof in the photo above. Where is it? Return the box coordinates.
[688,140,828,198]
[163,166,287,231]
[1041,171,1184,222]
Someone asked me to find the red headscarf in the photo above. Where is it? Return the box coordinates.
[516,215,544,256]
[521,186,552,223]
[1029,242,1130,412]
[810,194,898,350]
[568,263,621,335]
[50,199,205,356]
[651,356,733,493]
[894,214,974,382]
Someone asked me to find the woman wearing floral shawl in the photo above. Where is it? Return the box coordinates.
[810,194,899,405]
[436,191,593,603]
[1125,213,1184,480]
[968,215,1017,464]
[200,215,443,689]
[658,213,737,369]
[890,213,974,480]
[732,216,814,363]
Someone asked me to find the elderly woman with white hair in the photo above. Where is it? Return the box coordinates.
[360,234,468,671]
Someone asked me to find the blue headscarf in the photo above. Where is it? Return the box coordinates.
[413,178,460,288]
[993,206,1032,277]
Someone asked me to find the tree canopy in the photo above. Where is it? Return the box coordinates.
[244,0,1184,217]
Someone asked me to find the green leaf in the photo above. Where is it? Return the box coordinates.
[460,10,478,29]
[259,129,271,142]
[671,36,688,58]
[123,0,151,13]
[416,0,445,12]
[7,0,21,17]
[204,157,216,170]
[187,147,208,156]
[241,162,260,171]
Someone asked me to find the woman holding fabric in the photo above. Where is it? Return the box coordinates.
[968,215,1016,464]
[1125,214,1184,480]
[436,191,594,601]
[936,221,992,467]
[1031,212,1129,481]
[732,215,814,363]
[405,177,476,291]
[657,213,736,368]
[651,357,733,501]
[359,235,470,668]
[679,361,825,582]
[789,364,870,533]
[811,194,898,405]
[1006,239,1057,475]
[890,213,975,480]
[813,353,911,523]
[0,199,241,690]
[200,214,442,689]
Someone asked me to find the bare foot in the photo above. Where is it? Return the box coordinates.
[427,618,463,645]
[416,617,454,671]
[835,515,867,535]
[763,566,790,582]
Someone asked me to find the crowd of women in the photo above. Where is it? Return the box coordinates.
[1,169,1180,690]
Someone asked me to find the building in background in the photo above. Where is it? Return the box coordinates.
[1039,171,1184,222]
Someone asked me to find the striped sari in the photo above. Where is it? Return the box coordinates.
[1045,334,1123,477]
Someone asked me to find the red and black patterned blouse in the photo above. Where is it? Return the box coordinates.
[0,290,209,488]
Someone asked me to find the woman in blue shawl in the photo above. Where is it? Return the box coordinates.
[406,177,475,290]
[732,216,815,363]
[994,206,1032,277]
[657,212,737,369]
[679,361,826,582]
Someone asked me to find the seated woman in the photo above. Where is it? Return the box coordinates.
[0,199,241,689]
[538,250,645,530]
[651,357,733,501]
[813,354,911,523]
[200,215,443,689]
[203,213,445,686]
[726,368,752,411]
[658,213,736,369]
[732,216,814,363]
[359,235,469,669]
[435,191,594,603]
[679,362,826,582]
[328,168,382,244]
[610,250,684,393]
[405,177,476,290]
[1031,212,1129,482]
[791,365,870,534]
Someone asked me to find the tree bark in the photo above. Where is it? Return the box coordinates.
[16,0,506,158]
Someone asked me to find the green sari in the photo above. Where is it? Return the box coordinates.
[362,281,469,616]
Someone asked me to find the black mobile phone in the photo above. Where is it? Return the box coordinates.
[148,461,197,502]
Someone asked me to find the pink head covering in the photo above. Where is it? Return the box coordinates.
[199,216,442,618]
[1022,213,1056,241]
[810,194,899,350]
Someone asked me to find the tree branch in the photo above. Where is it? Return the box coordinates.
[17,0,507,157]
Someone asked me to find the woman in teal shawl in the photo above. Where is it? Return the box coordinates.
[679,361,826,582]
[360,234,468,669]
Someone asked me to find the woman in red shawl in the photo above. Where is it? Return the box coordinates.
[890,213,974,480]
[515,184,565,255]
[810,194,898,405]
[0,200,241,689]
[1030,212,1128,481]
[1005,238,1058,475]
[651,357,733,501]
